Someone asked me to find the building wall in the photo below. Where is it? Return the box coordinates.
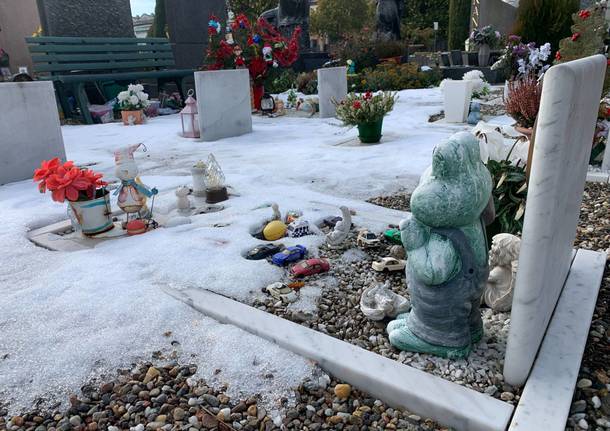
[0,0,41,74]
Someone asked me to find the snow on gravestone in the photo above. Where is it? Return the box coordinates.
[503,55,607,386]
[317,66,347,118]
[0,81,66,185]
[194,69,252,142]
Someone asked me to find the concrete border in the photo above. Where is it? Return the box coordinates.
[163,287,514,431]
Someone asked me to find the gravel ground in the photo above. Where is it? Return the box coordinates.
[1,184,608,431]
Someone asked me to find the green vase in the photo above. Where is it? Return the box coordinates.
[357,119,383,144]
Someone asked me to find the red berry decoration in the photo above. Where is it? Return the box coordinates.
[578,9,591,19]
[555,51,562,61]
[571,32,581,41]
[353,101,362,109]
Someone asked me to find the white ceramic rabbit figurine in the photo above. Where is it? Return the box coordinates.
[114,143,157,216]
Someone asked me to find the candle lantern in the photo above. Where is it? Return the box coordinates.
[180,89,200,138]
[260,92,275,115]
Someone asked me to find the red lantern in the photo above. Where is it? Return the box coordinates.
[180,90,200,138]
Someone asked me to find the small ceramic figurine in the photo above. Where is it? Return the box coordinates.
[360,282,410,321]
[114,143,158,219]
[484,233,520,312]
[467,101,482,125]
[326,206,352,248]
[347,59,357,75]
[387,132,494,359]
[175,186,191,212]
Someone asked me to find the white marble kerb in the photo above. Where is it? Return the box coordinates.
[164,287,513,431]
[504,55,607,386]
[194,69,253,142]
[317,66,347,118]
[0,81,66,185]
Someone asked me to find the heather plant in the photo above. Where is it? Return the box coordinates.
[505,76,542,129]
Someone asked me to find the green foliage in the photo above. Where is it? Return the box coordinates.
[334,91,398,125]
[401,24,437,51]
[332,33,379,72]
[486,157,528,237]
[349,62,442,92]
[513,0,578,52]
[147,0,167,38]
[229,0,277,20]
[265,68,298,94]
[403,0,449,41]
[310,0,375,42]
[447,0,470,50]
[556,5,606,62]
[295,72,318,95]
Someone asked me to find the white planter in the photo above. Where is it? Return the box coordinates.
[443,80,474,123]
[68,191,114,236]
[191,166,207,197]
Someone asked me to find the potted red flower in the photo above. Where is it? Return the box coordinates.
[334,91,398,144]
[34,158,114,235]
[204,14,301,110]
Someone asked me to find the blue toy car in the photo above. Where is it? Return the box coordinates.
[272,245,307,266]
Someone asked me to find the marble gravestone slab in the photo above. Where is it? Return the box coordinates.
[0,82,66,185]
[504,55,607,386]
[37,0,134,37]
[443,80,473,123]
[194,69,252,142]
[165,0,227,69]
[317,66,347,118]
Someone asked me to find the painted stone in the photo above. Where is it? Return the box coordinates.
[387,131,493,359]
[263,220,287,241]
[484,233,520,312]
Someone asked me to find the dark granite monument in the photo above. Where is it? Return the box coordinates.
[36,0,134,37]
[165,0,227,69]
[375,0,402,41]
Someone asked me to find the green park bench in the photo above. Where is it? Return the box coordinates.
[26,36,194,124]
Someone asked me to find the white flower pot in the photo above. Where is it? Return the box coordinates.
[443,80,474,123]
[68,191,114,236]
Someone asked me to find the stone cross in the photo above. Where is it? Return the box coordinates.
[504,54,607,386]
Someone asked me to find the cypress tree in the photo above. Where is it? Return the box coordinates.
[148,0,167,38]
[447,0,471,50]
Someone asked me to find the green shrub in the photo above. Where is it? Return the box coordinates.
[349,63,442,92]
[265,68,298,94]
[486,158,528,239]
[447,0,471,50]
[332,33,379,72]
[513,0,579,52]
[296,72,318,95]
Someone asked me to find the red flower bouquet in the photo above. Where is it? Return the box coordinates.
[204,13,301,84]
[34,158,107,203]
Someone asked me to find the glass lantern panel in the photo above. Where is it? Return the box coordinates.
[194,114,200,133]
[182,114,193,134]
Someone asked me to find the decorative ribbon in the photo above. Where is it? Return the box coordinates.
[113,180,158,198]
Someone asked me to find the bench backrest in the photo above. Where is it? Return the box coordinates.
[25,36,176,75]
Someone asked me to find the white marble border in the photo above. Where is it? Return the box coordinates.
[163,287,514,431]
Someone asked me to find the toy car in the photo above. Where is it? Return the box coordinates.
[290,258,330,278]
[272,245,307,266]
[383,228,402,245]
[357,230,380,248]
[263,282,298,303]
[372,257,406,272]
[245,243,284,260]
[287,220,312,238]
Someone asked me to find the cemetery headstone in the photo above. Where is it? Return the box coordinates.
[504,54,607,386]
[0,81,66,185]
[165,0,227,69]
[36,0,134,37]
[194,69,252,142]
[443,80,473,123]
[317,66,347,118]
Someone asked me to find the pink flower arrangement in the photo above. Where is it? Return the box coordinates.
[33,158,107,203]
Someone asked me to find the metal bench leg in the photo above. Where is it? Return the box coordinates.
[54,82,72,120]
[73,82,93,125]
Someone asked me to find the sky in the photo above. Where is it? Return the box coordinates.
[130,0,155,16]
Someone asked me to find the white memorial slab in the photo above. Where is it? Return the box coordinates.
[504,54,607,386]
[317,66,347,118]
[443,80,473,123]
[194,69,252,142]
[0,81,66,185]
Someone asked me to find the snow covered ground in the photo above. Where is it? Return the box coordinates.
[0,87,469,413]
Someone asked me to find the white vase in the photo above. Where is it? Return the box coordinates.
[191,166,207,197]
[443,80,474,123]
[68,191,114,236]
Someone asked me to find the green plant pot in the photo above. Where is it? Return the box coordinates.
[357,119,383,144]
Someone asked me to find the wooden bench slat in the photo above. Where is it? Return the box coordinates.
[25,36,169,44]
[34,60,177,73]
[28,44,173,53]
[31,52,175,63]
[41,69,194,83]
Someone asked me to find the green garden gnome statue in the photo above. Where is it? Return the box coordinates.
[387,131,494,359]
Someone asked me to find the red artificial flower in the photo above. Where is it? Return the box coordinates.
[46,166,91,203]
[364,91,373,100]
[578,9,591,19]
[248,57,268,80]
[353,101,362,109]
[33,157,61,192]
[555,51,562,61]
[571,32,581,41]
[247,35,254,46]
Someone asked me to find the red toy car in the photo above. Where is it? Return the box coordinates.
[290,258,330,278]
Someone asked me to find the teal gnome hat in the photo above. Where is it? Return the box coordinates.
[410,132,492,228]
